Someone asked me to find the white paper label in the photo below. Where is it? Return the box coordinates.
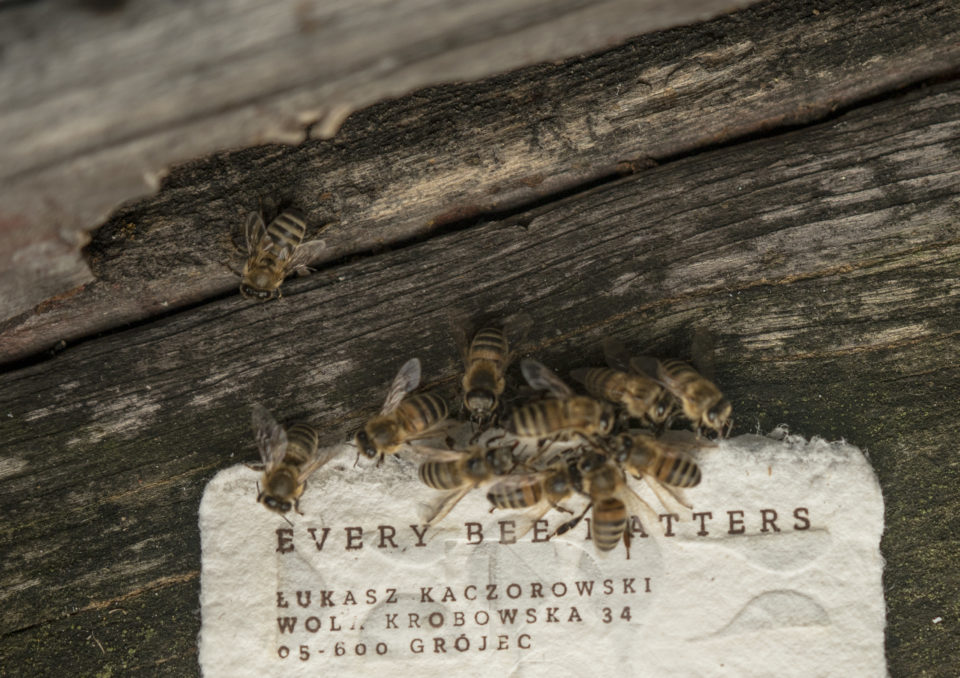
[198,433,887,677]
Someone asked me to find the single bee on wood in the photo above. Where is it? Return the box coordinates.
[453,313,532,427]
[355,358,450,463]
[570,337,668,427]
[250,404,335,514]
[417,445,516,526]
[240,208,325,300]
[504,358,616,449]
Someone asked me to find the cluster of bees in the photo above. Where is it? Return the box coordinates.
[238,208,732,553]
[249,306,733,555]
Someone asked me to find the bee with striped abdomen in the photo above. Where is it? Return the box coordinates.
[652,358,731,437]
[455,314,532,427]
[504,359,616,450]
[555,451,656,556]
[486,457,581,538]
[240,208,324,300]
[417,445,516,526]
[251,404,335,514]
[608,431,703,489]
[355,358,450,463]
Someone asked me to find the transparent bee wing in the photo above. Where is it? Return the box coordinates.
[510,501,556,540]
[244,212,266,254]
[422,485,474,526]
[502,312,533,361]
[602,336,633,373]
[251,403,288,468]
[380,358,422,414]
[446,310,474,365]
[286,239,327,273]
[690,327,718,381]
[415,446,469,463]
[618,482,661,534]
[520,358,574,399]
[629,355,662,380]
[643,474,694,514]
[568,367,594,387]
[657,429,717,452]
[296,445,340,484]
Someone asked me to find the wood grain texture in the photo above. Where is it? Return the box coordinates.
[0,0,761,322]
[1,71,958,675]
[2,0,959,362]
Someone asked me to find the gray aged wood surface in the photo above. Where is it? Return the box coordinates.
[1,72,959,675]
[1,0,960,676]
[2,0,959,362]
[0,0,761,322]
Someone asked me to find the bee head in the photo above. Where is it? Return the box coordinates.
[239,281,278,301]
[465,389,497,418]
[261,494,293,514]
[705,399,732,433]
[465,455,486,477]
[485,447,514,475]
[355,429,378,458]
[598,405,616,434]
[612,434,632,463]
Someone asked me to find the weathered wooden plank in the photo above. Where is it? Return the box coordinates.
[2,0,959,361]
[1,77,958,675]
[0,0,761,322]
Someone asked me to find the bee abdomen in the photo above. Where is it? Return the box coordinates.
[507,401,558,437]
[592,498,627,552]
[469,328,509,364]
[581,368,622,399]
[285,422,320,463]
[654,454,702,488]
[266,209,308,250]
[419,460,461,490]
[488,481,542,509]
[400,393,448,433]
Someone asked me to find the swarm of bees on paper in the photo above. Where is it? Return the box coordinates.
[249,311,732,556]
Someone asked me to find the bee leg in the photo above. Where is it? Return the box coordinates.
[623,526,632,560]
[353,449,361,467]
[376,453,384,468]
[294,498,304,516]
[551,503,592,539]
[255,481,264,503]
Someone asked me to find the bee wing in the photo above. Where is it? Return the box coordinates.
[251,403,288,468]
[690,327,718,381]
[380,358,422,414]
[245,212,267,254]
[642,474,694,514]
[296,445,340,484]
[285,239,327,272]
[568,367,594,388]
[422,485,475,526]
[657,429,718,452]
[502,312,533,362]
[602,336,633,373]
[618,482,662,533]
[414,445,469,462]
[628,355,661,380]
[511,501,556,540]
[520,358,573,398]
[446,311,474,365]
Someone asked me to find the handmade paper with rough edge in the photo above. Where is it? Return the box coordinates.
[198,432,886,677]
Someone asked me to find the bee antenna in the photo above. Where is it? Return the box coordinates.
[282,513,293,527]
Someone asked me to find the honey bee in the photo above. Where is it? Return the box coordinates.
[417,445,516,525]
[240,208,324,300]
[355,358,450,463]
[455,314,532,426]
[556,452,654,555]
[607,431,703,489]
[250,404,335,514]
[504,359,616,447]
[486,458,581,537]
[650,358,732,437]
[570,337,666,426]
